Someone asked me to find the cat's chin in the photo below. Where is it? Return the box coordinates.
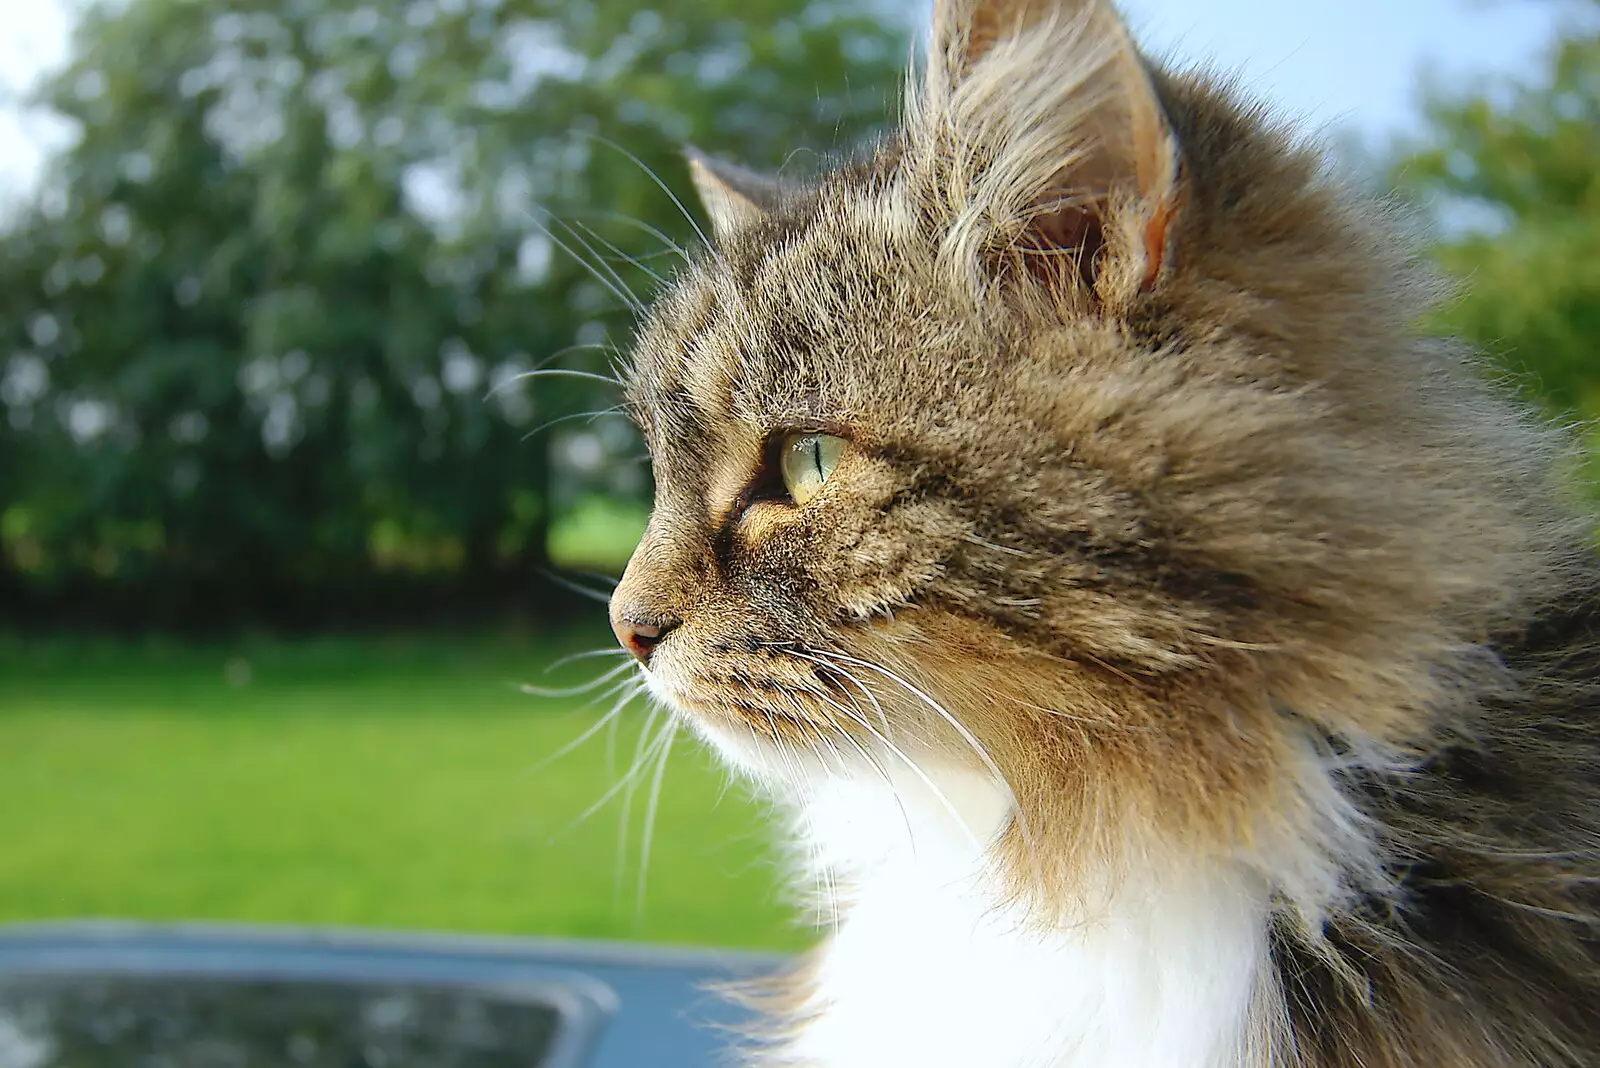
[638,657,799,785]
[680,700,801,784]
[674,697,845,792]
[639,655,944,796]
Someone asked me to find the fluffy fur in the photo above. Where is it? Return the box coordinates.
[609,0,1600,1064]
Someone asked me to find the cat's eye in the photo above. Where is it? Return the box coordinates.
[778,433,846,506]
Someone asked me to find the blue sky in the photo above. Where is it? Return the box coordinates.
[1117,0,1584,137]
[0,0,1590,198]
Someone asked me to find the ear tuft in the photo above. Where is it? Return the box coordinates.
[683,147,784,243]
[932,0,1063,82]
[915,0,1180,300]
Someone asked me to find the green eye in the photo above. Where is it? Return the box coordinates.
[778,433,846,506]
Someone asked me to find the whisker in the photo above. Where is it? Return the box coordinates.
[572,219,668,287]
[635,717,679,916]
[964,533,1035,558]
[785,647,886,726]
[550,214,646,310]
[765,705,841,928]
[580,131,716,255]
[817,649,1009,782]
[604,693,626,780]
[540,340,626,365]
[519,659,634,698]
[586,244,682,265]
[805,648,1039,865]
[577,209,693,263]
[522,208,642,315]
[542,646,630,673]
[554,702,665,840]
[786,649,982,851]
[482,349,621,405]
[506,367,625,389]
[615,703,669,903]
[529,681,646,772]
[573,570,621,589]
[606,350,633,393]
[820,658,893,735]
[799,685,918,852]
[539,567,617,606]
[521,405,629,442]
[1017,699,1151,733]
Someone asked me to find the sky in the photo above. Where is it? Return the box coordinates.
[0,0,1589,198]
[1117,0,1582,136]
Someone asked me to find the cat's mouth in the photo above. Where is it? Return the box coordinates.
[644,640,889,748]
[674,672,857,741]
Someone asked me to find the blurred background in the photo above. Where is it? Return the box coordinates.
[0,0,1596,951]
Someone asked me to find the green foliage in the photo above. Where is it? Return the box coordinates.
[548,494,648,573]
[1393,7,1600,420]
[0,634,801,947]
[0,0,905,627]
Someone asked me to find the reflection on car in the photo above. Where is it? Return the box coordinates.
[0,923,783,1068]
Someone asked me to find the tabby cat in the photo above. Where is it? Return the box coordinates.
[605,0,1600,1064]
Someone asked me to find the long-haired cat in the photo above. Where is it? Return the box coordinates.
[605,0,1600,1064]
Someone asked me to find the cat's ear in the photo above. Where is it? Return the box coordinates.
[684,147,782,242]
[918,0,1178,294]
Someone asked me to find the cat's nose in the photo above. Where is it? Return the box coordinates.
[612,612,680,667]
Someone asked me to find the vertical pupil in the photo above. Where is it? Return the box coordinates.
[808,437,824,482]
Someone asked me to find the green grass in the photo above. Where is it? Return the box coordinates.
[0,633,802,949]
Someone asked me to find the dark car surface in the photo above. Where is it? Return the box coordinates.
[0,923,785,1068]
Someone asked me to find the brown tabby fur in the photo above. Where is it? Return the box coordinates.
[609,0,1600,1063]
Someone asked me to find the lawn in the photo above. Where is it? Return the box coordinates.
[0,631,803,950]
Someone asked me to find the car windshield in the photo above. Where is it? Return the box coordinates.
[0,975,562,1068]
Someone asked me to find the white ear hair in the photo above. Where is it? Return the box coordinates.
[910,0,1179,296]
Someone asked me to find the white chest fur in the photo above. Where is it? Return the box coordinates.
[778,764,1272,1068]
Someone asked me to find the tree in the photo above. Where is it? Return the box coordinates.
[1392,2,1600,421]
[0,0,906,627]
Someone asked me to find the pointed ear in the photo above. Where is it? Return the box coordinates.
[919,0,1178,295]
[683,147,783,242]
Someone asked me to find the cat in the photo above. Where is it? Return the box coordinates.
[605,0,1600,1064]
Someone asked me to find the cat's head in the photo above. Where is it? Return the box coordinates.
[608,0,1564,885]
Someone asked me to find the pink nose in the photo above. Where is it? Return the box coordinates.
[612,615,678,666]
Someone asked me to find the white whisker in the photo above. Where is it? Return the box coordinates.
[538,567,618,606]
[540,208,644,313]
[580,209,693,264]
[634,716,679,916]
[552,702,667,841]
[806,647,1039,868]
[505,366,625,389]
[787,649,983,852]
[521,405,629,442]
[819,655,893,734]
[529,680,646,773]
[572,219,668,287]
[521,208,643,314]
[614,703,668,901]
[550,213,648,310]
[541,646,630,673]
[800,685,919,853]
[581,131,717,256]
[519,659,635,698]
[1017,699,1151,733]
[741,691,837,925]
